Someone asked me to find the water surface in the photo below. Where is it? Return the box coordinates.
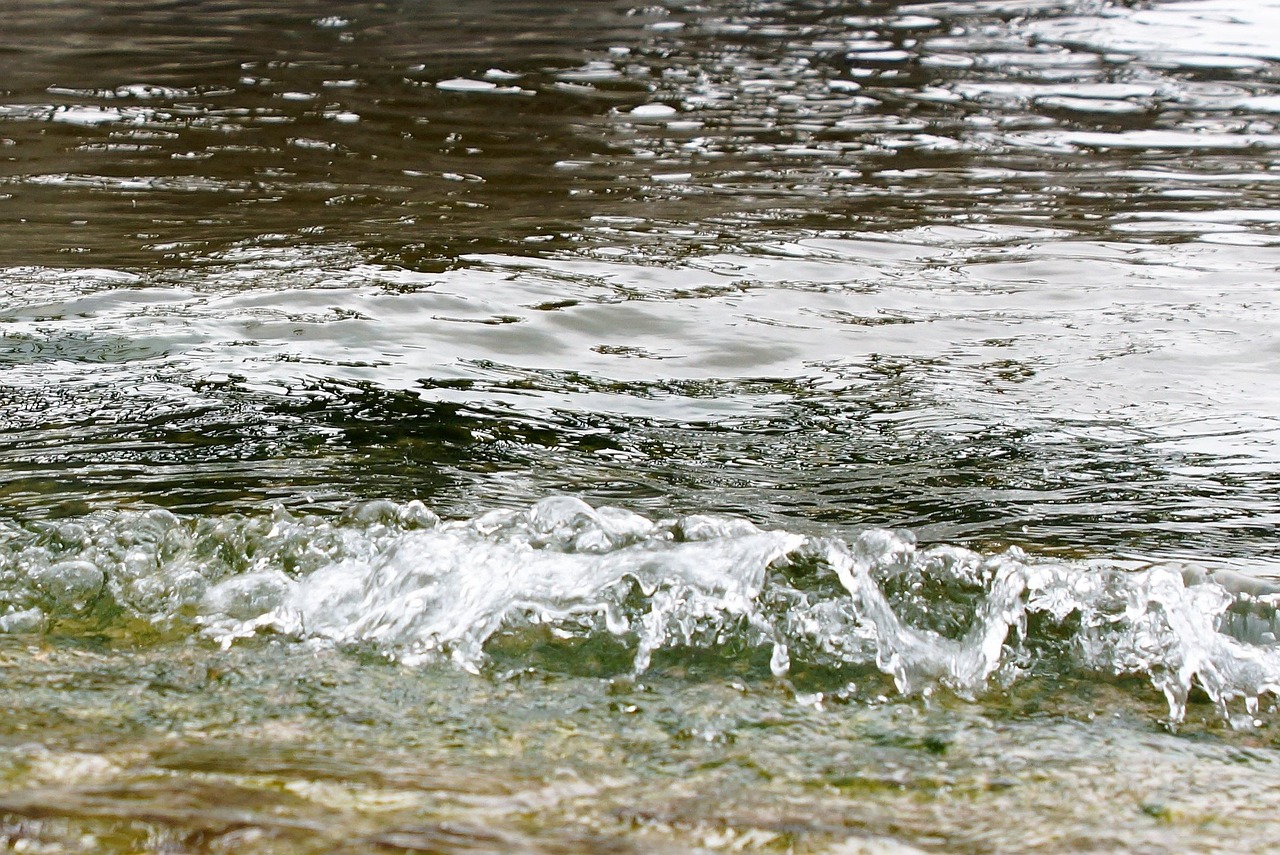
[3,0,1280,851]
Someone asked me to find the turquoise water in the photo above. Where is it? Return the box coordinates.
[3,0,1280,851]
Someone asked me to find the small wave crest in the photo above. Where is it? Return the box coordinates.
[2,497,1279,723]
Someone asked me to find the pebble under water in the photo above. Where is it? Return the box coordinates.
[3,0,1280,852]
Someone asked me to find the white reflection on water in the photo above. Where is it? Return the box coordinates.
[3,223,1280,559]
[1028,0,1280,64]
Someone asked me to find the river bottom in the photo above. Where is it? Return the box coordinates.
[0,637,1277,854]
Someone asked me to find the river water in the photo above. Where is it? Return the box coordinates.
[2,0,1280,851]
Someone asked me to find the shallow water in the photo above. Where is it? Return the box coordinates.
[3,0,1280,851]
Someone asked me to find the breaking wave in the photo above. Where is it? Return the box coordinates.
[2,497,1279,723]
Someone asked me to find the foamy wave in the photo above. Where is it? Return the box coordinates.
[2,497,1279,723]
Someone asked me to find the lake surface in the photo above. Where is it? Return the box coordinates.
[3,0,1280,851]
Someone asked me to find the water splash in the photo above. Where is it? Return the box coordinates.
[200,497,805,674]
[2,497,1279,723]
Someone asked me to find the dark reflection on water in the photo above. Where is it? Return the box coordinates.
[0,0,675,267]
[3,0,1280,265]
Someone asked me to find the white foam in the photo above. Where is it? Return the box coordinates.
[4,498,1280,723]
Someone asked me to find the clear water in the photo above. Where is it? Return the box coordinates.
[3,0,1280,851]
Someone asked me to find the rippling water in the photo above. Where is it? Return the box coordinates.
[4,0,1280,851]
